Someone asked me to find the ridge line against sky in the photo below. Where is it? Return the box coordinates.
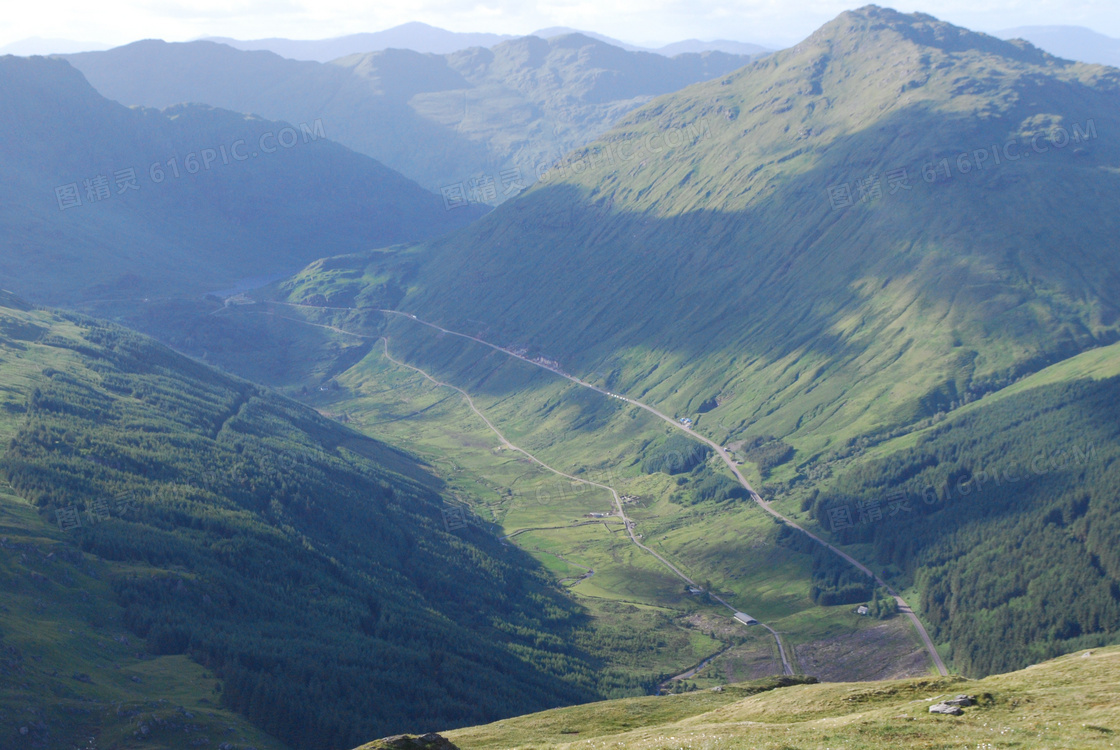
[4,2,1120,55]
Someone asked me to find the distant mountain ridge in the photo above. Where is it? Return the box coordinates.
[202,22,516,61]
[0,54,480,304]
[530,26,771,56]
[0,36,111,55]
[996,24,1120,68]
[63,34,761,196]
[201,21,770,61]
[1,23,769,63]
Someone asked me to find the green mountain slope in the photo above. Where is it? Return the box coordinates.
[0,55,480,306]
[790,344,1120,675]
[282,6,1120,457]
[379,646,1120,750]
[0,489,289,749]
[62,36,760,195]
[259,6,1120,680]
[0,296,633,749]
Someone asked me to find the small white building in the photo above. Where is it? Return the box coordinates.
[856,605,870,616]
[733,612,758,625]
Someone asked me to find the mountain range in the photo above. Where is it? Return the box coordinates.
[267,3,1120,682]
[62,35,761,197]
[0,22,770,61]
[14,22,1120,68]
[3,4,1120,749]
[997,25,1120,68]
[316,6,1120,448]
[201,23,514,61]
[202,22,771,61]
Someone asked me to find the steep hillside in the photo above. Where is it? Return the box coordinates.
[283,6,1120,456]
[62,36,759,194]
[0,485,289,749]
[786,342,1120,675]
[0,55,479,305]
[0,297,629,749]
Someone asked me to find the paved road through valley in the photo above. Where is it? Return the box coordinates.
[366,308,948,677]
[260,302,944,677]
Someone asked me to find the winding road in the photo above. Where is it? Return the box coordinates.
[254,302,945,677]
[367,307,947,677]
[373,333,796,675]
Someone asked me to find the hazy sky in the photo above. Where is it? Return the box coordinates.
[4,0,1119,50]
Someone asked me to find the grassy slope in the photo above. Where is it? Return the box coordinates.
[429,646,1120,750]
[0,490,288,750]
[0,298,638,749]
[0,299,285,748]
[862,339,1120,460]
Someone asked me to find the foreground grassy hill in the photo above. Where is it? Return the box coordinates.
[0,295,672,749]
[0,55,479,305]
[64,35,759,196]
[379,646,1120,749]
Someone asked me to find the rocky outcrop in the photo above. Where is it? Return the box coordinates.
[359,733,459,750]
[929,694,975,715]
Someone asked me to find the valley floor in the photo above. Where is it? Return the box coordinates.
[222,301,941,687]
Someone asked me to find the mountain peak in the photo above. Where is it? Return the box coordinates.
[802,5,1057,65]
